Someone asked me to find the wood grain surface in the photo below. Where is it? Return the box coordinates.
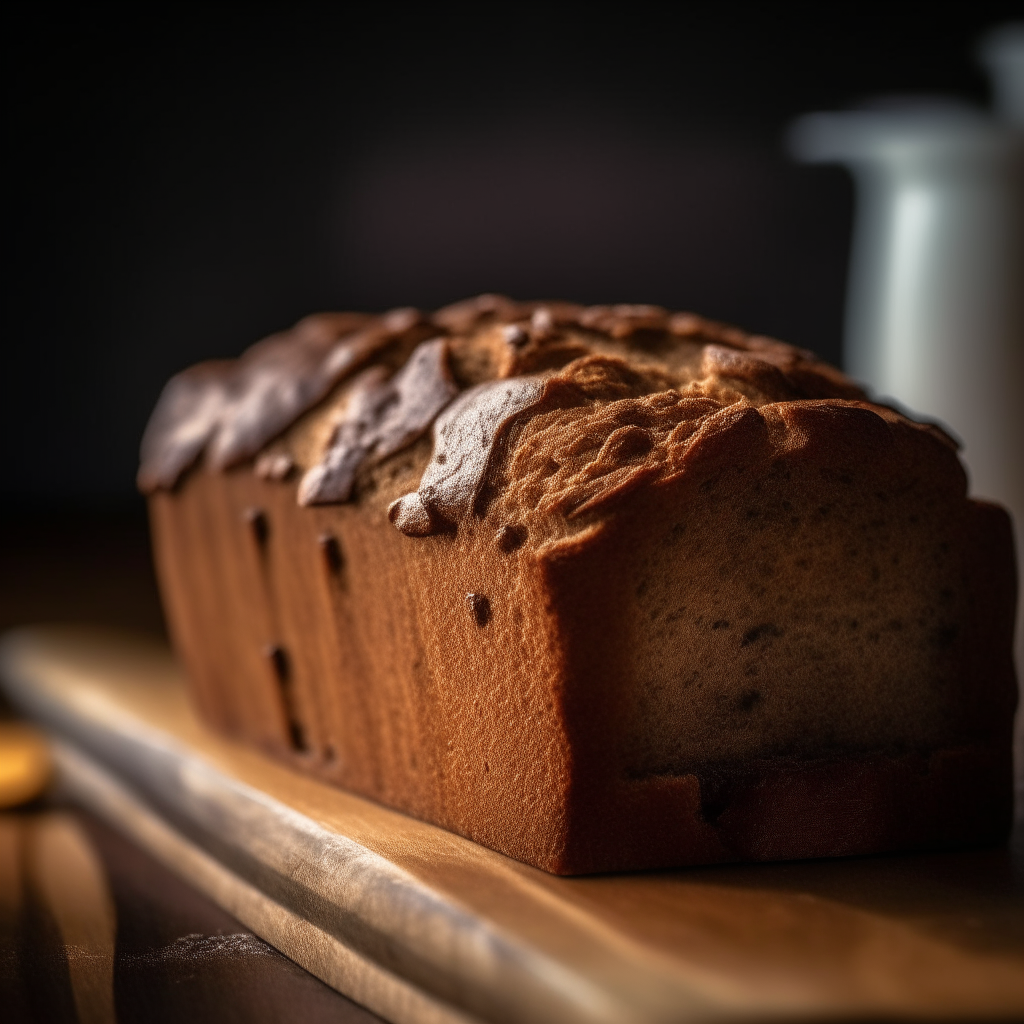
[0,808,385,1024]
[1,626,1022,1023]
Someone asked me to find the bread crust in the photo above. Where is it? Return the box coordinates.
[143,296,1018,873]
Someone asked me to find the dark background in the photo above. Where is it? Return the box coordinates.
[3,4,1020,632]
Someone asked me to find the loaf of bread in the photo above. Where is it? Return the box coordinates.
[140,295,1018,874]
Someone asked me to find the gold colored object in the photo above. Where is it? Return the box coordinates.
[0,722,52,808]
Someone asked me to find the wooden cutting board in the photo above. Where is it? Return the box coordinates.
[1,626,1022,1024]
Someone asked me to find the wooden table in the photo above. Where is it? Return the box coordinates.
[1,626,1022,1023]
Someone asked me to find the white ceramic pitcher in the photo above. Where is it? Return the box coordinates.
[791,102,1022,513]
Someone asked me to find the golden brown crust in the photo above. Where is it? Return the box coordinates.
[138,296,878,528]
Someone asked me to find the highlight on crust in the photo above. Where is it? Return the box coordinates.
[138,293,885,539]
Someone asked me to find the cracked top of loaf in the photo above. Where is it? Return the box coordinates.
[139,294,957,543]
